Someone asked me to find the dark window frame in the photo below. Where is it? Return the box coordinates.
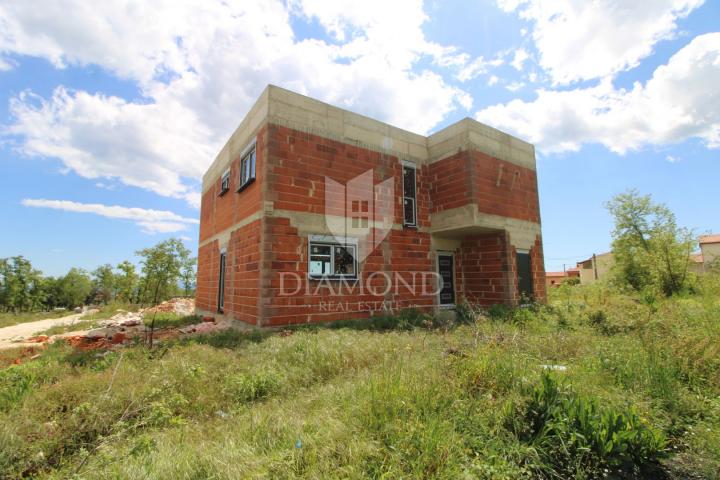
[217,251,226,313]
[237,143,256,192]
[219,169,231,196]
[402,163,417,227]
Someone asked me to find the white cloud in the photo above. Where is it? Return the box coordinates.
[21,198,198,234]
[505,81,525,92]
[498,0,704,84]
[7,88,212,206]
[666,155,681,163]
[510,48,529,71]
[456,55,504,82]
[488,75,499,86]
[95,182,115,191]
[2,0,471,209]
[476,33,720,154]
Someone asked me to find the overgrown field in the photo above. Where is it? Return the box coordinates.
[1,281,719,479]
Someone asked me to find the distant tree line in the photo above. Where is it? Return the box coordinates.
[0,238,196,313]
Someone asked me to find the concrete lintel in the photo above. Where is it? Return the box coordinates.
[429,204,540,250]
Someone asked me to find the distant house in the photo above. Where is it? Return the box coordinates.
[545,268,580,289]
[700,235,720,264]
[576,252,614,284]
[576,235,719,283]
[690,235,720,273]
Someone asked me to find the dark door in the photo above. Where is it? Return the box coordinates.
[217,252,226,313]
[438,254,455,305]
[516,252,533,301]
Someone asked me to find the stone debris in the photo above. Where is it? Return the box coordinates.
[143,297,195,316]
[540,364,568,371]
[6,298,227,359]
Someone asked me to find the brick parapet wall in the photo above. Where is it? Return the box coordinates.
[428,150,541,225]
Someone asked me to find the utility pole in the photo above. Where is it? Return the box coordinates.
[593,253,598,280]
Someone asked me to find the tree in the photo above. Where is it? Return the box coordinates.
[115,260,139,303]
[136,238,191,304]
[0,256,45,312]
[180,253,197,297]
[91,264,116,304]
[606,190,694,296]
[56,268,93,309]
[38,276,62,310]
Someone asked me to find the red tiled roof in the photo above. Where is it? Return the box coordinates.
[546,271,567,277]
[689,253,704,263]
[699,234,720,245]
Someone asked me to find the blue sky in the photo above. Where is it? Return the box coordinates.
[0,0,718,276]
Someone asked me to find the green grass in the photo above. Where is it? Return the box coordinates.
[0,282,719,479]
[143,312,200,329]
[0,310,72,329]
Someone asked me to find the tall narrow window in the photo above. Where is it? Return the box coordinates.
[237,144,256,192]
[402,163,417,227]
[217,252,226,313]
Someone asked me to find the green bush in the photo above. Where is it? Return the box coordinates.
[224,371,282,403]
[0,366,36,412]
[487,303,512,321]
[511,372,666,477]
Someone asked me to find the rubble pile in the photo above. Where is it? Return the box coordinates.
[17,298,225,354]
[143,298,195,316]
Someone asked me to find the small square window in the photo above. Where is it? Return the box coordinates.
[219,169,231,196]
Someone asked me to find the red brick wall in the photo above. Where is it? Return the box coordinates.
[196,240,220,312]
[530,234,547,303]
[457,231,517,306]
[259,218,436,327]
[428,151,540,224]
[226,220,262,324]
[196,221,262,322]
[199,126,266,243]
[428,151,474,213]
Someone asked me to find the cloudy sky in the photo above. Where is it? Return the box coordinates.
[1,0,718,275]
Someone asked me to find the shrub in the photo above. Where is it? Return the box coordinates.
[486,303,512,321]
[510,372,666,477]
[0,366,36,412]
[224,371,282,403]
[183,328,268,349]
[454,300,479,324]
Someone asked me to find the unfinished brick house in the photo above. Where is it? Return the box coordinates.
[196,85,546,326]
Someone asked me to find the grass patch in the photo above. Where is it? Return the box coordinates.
[0,284,718,478]
[143,312,200,329]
